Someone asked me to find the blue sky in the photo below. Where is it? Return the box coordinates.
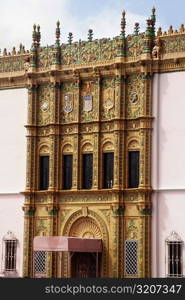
[0,0,185,51]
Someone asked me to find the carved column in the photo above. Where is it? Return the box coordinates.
[23,83,38,277]
[72,75,80,189]
[93,74,100,189]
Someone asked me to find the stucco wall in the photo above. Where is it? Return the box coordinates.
[152,72,185,277]
[0,88,27,277]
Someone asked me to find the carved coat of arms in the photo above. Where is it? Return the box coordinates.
[83,81,93,112]
[83,95,93,112]
[104,87,114,110]
[63,94,74,113]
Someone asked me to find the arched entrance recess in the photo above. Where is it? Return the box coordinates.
[62,210,109,277]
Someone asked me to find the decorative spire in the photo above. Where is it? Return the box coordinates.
[145,19,153,37]
[55,20,60,46]
[134,22,140,35]
[37,25,41,47]
[151,7,156,23]
[32,24,37,48]
[88,29,93,42]
[120,10,126,38]
[151,7,156,37]
[19,43,23,53]
[68,32,73,45]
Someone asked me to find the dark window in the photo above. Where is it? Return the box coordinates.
[63,155,73,190]
[128,151,139,188]
[39,156,49,190]
[103,152,114,188]
[167,242,182,277]
[82,154,93,189]
[5,240,17,271]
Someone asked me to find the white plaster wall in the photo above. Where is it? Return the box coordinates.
[0,194,24,277]
[152,72,185,277]
[0,88,27,277]
[0,88,27,193]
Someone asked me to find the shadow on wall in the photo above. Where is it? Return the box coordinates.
[159,73,169,153]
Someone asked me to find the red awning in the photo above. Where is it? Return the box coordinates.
[33,236,102,252]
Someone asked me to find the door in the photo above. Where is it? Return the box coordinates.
[71,252,100,278]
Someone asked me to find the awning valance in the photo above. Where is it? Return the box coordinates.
[33,236,102,252]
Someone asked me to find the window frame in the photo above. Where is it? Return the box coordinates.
[165,231,183,278]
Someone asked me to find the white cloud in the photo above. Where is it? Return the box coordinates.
[0,0,152,52]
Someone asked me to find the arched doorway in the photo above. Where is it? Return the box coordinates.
[69,216,102,278]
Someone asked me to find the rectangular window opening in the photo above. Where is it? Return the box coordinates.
[5,240,17,272]
[167,241,182,277]
[103,152,114,188]
[128,151,139,188]
[82,154,93,189]
[63,154,73,190]
[39,156,49,190]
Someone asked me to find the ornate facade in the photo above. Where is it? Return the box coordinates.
[1,8,185,278]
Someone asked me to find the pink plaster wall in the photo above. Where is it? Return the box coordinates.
[152,72,185,277]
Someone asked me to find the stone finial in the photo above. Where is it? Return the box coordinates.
[157,27,162,36]
[12,47,16,55]
[68,32,73,45]
[145,19,153,37]
[37,24,41,47]
[55,20,60,46]
[151,7,156,37]
[151,7,156,23]
[180,24,185,33]
[120,10,126,38]
[3,48,7,56]
[19,43,23,53]
[32,23,37,48]
[88,29,93,42]
[168,25,173,34]
[134,22,140,35]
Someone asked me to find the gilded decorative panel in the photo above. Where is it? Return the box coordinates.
[37,47,52,70]
[162,36,185,54]
[80,81,98,122]
[126,34,144,58]
[35,218,48,236]
[101,78,116,120]
[61,38,118,66]
[37,86,54,125]
[126,74,144,119]
[0,55,27,73]
[61,82,78,123]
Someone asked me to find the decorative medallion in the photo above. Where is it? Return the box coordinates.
[63,94,74,113]
[130,92,138,104]
[41,101,49,112]
[104,87,115,110]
